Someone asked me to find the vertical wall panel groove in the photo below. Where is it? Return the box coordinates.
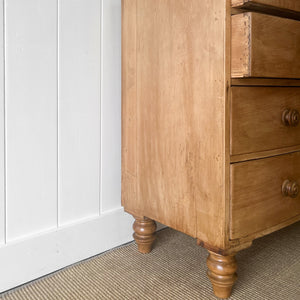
[58,0,101,225]
[0,0,4,246]
[5,0,58,241]
[100,0,122,213]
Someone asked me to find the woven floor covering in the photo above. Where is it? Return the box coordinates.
[1,222,300,300]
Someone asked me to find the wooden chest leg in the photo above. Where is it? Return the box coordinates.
[133,216,157,254]
[206,251,238,299]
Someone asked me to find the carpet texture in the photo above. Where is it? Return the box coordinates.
[1,222,299,300]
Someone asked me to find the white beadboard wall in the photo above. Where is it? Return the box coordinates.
[0,0,134,292]
[0,0,4,247]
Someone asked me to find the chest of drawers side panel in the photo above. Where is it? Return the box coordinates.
[122,0,139,212]
[122,0,230,248]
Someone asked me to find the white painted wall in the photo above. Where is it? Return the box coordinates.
[0,0,134,292]
[0,1,4,247]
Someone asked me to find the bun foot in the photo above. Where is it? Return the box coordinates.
[207,251,238,299]
[133,216,157,254]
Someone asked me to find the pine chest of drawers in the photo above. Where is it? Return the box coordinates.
[121,0,300,298]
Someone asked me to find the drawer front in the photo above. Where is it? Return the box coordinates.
[231,87,300,155]
[232,0,300,13]
[230,152,300,239]
[232,12,300,78]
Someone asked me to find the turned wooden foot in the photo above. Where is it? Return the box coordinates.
[207,251,238,299]
[133,216,157,254]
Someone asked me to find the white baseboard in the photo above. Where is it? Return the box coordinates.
[0,208,134,293]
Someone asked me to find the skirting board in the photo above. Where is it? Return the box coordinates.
[0,208,134,293]
[0,208,167,293]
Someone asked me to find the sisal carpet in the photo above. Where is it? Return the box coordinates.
[1,222,299,300]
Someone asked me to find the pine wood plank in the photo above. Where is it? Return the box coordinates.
[122,0,229,247]
[121,0,138,211]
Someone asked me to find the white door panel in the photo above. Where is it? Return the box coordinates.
[5,0,58,241]
[0,0,4,246]
[0,0,134,292]
[58,0,101,225]
[100,0,122,213]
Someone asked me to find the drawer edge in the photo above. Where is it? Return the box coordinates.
[230,145,300,163]
[232,1,300,21]
[231,13,251,78]
[230,152,300,240]
[230,214,300,242]
[231,78,300,87]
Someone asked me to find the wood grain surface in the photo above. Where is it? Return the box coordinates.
[231,145,300,163]
[122,0,229,247]
[231,152,300,239]
[232,12,300,78]
[231,87,300,155]
[122,0,138,211]
[207,252,238,299]
[122,0,300,254]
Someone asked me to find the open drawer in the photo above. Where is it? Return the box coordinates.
[231,12,300,78]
